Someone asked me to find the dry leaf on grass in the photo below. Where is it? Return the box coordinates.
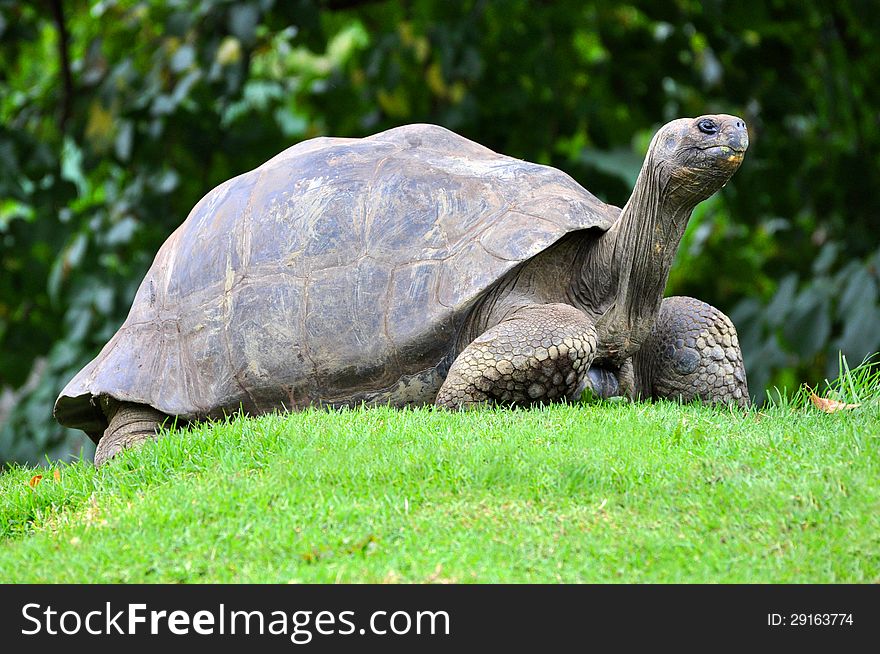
[810,393,861,413]
[53,469,61,482]
[29,475,43,488]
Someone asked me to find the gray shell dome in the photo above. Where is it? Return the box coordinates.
[55,124,618,440]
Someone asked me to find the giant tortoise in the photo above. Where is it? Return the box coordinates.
[55,115,750,465]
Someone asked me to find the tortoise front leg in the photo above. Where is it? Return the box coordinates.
[633,296,749,408]
[436,303,597,409]
[94,399,171,466]
[582,359,636,401]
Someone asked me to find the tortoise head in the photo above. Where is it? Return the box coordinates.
[646,114,749,205]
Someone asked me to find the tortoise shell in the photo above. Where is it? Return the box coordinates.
[55,124,617,440]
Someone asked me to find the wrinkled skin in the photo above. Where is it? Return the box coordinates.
[58,115,750,465]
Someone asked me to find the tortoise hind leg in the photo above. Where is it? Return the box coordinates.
[94,400,170,466]
[633,296,749,408]
[436,303,597,408]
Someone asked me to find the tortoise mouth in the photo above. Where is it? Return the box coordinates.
[693,144,746,168]
[698,144,746,156]
[677,143,746,175]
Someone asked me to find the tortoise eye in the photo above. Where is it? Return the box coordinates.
[697,118,718,135]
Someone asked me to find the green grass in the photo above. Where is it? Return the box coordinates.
[2,363,879,583]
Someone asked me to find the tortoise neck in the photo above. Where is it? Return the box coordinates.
[573,152,695,362]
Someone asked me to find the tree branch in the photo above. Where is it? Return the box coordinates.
[321,0,388,11]
[48,0,74,132]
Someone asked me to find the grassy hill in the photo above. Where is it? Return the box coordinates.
[2,383,878,583]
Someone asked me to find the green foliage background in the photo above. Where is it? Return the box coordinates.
[1,0,878,463]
